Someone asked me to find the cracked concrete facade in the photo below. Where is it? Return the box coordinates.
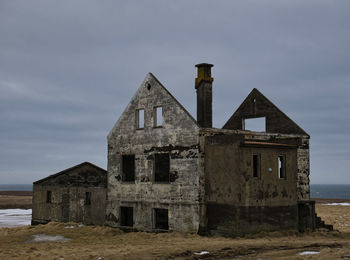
[106,74,203,232]
[105,63,313,235]
[31,63,316,235]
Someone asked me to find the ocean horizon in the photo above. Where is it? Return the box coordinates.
[1,184,350,199]
[0,184,33,191]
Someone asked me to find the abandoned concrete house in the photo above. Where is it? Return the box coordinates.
[105,63,318,236]
[32,63,325,235]
[32,162,107,225]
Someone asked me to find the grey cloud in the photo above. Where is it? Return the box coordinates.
[0,0,349,184]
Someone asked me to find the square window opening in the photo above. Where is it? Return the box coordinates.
[154,106,163,127]
[154,208,168,230]
[154,153,170,183]
[278,155,286,179]
[122,155,135,182]
[46,191,52,203]
[243,117,266,132]
[85,192,91,205]
[136,109,144,129]
[253,154,260,178]
[120,206,134,227]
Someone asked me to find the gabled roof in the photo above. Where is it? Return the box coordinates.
[107,73,199,139]
[223,88,309,136]
[33,162,106,185]
[150,73,199,127]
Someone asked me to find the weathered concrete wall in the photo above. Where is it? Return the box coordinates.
[223,88,308,136]
[32,162,107,225]
[106,73,203,233]
[201,129,299,236]
[32,185,106,225]
[297,138,310,200]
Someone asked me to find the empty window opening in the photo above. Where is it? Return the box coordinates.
[122,155,135,182]
[136,109,144,129]
[46,191,52,203]
[154,106,163,127]
[253,154,260,178]
[278,155,286,179]
[243,117,266,132]
[252,98,256,104]
[147,83,151,90]
[154,208,168,230]
[85,192,91,205]
[154,153,170,183]
[120,206,134,227]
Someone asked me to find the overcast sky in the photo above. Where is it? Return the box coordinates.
[0,1,349,184]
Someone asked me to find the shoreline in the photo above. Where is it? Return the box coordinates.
[1,191,350,210]
[2,191,350,201]
[313,198,350,203]
[0,191,33,196]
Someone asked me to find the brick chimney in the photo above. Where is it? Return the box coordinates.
[195,63,214,128]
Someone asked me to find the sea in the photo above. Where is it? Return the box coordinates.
[0,184,33,191]
[0,184,350,199]
[310,184,350,199]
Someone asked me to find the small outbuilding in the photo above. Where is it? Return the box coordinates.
[32,162,107,225]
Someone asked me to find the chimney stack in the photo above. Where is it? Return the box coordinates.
[195,63,213,128]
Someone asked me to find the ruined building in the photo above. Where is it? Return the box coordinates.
[106,63,316,235]
[32,162,107,225]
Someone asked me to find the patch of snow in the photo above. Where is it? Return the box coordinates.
[299,251,320,255]
[194,251,209,255]
[325,203,350,206]
[64,225,75,229]
[0,209,32,228]
[29,234,71,243]
[78,224,84,227]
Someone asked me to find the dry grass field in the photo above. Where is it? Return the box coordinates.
[0,194,349,259]
[0,191,32,209]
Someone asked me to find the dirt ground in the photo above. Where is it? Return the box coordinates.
[0,196,350,259]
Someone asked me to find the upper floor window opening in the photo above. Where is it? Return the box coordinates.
[154,153,170,183]
[154,106,163,127]
[278,155,286,179]
[243,117,266,132]
[46,190,52,203]
[253,154,261,178]
[85,191,91,205]
[136,109,144,129]
[122,155,135,182]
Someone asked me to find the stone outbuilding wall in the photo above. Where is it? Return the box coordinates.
[32,162,107,225]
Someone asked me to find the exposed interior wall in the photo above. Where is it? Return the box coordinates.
[202,129,299,236]
[106,74,203,233]
[223,88,308,136]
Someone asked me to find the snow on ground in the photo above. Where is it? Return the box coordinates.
[325,203,350,206]
[0,209,32,228]
[194,251,209,255]
[299,251,320,255]
[29,234,71,243]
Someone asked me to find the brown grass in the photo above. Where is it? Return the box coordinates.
[0,197,349,259]
[0,194,32,209]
